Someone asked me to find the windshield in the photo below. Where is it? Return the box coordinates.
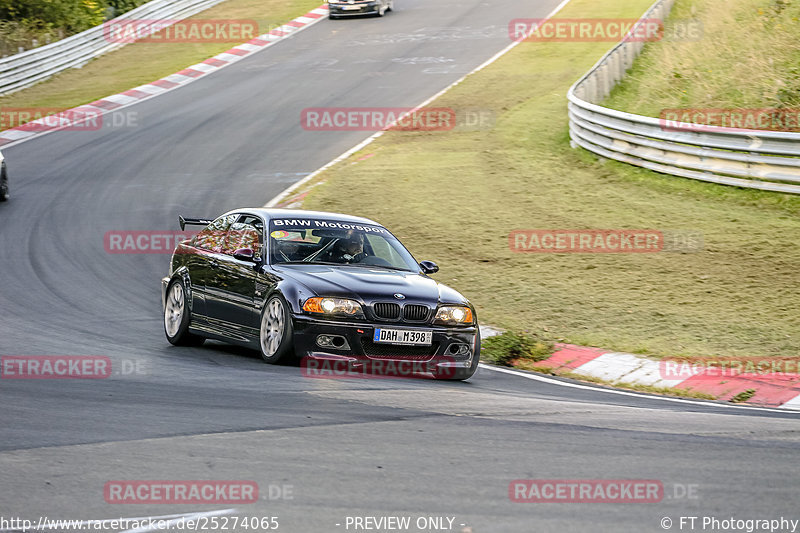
[268,218,419,272]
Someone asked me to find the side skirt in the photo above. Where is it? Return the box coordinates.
[190,314,260,348]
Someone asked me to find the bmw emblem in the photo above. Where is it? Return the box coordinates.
[394,293,406,300]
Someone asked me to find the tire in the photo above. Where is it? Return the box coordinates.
[435,330,481,381]
[164,278,205,346]
[0,165,8,202]
[386,1,393,11]
[259,294,294,364]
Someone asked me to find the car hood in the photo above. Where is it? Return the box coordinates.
[272,264,468,305]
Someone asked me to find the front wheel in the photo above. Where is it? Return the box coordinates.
[259,295,294,364]
[164,278,204,346]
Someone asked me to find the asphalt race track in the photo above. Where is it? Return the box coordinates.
[1,0,798,531]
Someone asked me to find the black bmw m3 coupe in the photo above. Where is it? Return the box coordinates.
[162,209,480,380]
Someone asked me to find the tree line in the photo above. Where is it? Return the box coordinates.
[0,0,149,56]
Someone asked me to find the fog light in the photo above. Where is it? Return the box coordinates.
[446,343,470,356]
[316,335,350,350]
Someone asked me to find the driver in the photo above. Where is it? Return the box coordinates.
[330,230,366,263]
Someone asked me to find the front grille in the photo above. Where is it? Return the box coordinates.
[403,304,429,321]
[373,302,401,320]
[360,339,439,359]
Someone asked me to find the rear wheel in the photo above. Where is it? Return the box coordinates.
[386,1,393,11]
[259,295,294,364]
[164,278,205,346]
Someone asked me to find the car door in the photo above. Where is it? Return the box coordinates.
[204,215,265,337]
[188,213,237,323]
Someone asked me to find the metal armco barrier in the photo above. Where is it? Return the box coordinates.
[567,0,800,194]
[0,0,227,96]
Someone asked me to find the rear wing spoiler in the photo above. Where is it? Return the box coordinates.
[179,216,212,231]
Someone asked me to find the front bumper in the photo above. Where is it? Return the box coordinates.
[292,313,477,374]
[328,2,381,16]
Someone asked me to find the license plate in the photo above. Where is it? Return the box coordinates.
[373,328,432,346]
[342,5,361,9]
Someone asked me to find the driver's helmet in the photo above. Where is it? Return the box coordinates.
[336,230,364,258]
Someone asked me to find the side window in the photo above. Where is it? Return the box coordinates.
[193,214,237,253]
[226,215,264,258]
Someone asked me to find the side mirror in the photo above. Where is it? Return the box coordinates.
[233,248,256,262]
[419,260,439,274]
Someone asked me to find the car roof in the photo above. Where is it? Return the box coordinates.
[226,208,383,227]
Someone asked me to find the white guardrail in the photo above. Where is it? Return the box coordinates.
[0,0,228,96]
[567,0,800,194]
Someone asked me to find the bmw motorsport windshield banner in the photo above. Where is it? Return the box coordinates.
[270,218,390,235]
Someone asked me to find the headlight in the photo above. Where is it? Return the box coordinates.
[303,297,363,317]
[434,306,474,325]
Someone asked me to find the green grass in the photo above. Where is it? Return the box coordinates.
[605,0,800,114]
[300,0,800,359]
[0,0,321,120]
[480,331,553,366]
[729,389,758,403]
